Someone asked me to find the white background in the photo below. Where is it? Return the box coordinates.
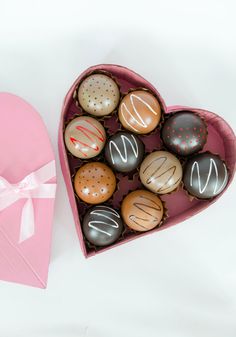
[0,0,236,336]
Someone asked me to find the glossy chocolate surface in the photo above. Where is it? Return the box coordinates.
[161,111,207,156]
[78,74,120,116]
[183,152,228,199]
[64,116,106,159]
[74,162,116,204]
[83,205,123,246]
[105,132,144,172]
[121,190,164,231]
[118,90,161,134]
[140,151,183,194]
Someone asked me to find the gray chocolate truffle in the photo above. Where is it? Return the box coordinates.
[83,205,123,246]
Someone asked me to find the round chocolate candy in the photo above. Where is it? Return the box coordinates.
[121,190,164,231]
[183,152,228,199]
[118,90,161,134]
[78,74,120,116]
[83,205,123,246]
[161,111,207,156]
[140,151,183,194]
[64,116,106,159]
[74,162,116,204]
[104,132,144,172]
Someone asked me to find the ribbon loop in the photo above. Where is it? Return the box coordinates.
[0,160,56,243]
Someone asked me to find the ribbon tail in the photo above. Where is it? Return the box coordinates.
[19,198,35,243]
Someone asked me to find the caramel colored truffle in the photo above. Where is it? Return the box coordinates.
[78,74,120,116]
[64,116,106,159]
[118,90,161,134]
[140,151,183,194]
[74,162,116,204]
[121,190,164,231]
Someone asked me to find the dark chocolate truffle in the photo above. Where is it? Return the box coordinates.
[161,111,207,156]
[78,74,120,116]
[64,116,106,158]
[183,152,228,199]
[83,205,123,246]
[140,151,183,194]
[74,162,116,204]
[121,190,164,231]
[104,132,144,172]
[118,90,161,134]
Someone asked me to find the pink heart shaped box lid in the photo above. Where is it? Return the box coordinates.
[58,65,236,258]
[0,93,57,288]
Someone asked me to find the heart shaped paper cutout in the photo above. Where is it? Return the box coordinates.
[58,65,236,258]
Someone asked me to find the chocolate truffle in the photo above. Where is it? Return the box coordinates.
[83,205,123,246]
[161,111,207,156]
[104,132,144,172]
[74,162,116,204]
[183,152,228,199]
[64,116,106,159]
[121,190,164,231]
[140,151,183,194]
[118,90,161,134]
[78,74,120,116]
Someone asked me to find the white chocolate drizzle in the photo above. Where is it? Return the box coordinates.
[109,134,139,164]
[190,158,227,195]
[120,93,158,132]
[88,206,120,236]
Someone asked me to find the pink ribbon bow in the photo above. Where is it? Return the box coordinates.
[0,160,56,243]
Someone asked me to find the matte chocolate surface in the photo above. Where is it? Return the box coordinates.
[118,90,161,134]
[183,152,228,199]
[78,74,120,116]
[121,190,164,231]
[140,151,183,194]
[83,205,123,246]
[105,132,144,172]
[161,111,207,156]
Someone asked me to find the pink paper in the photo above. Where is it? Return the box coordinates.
[0,93,57,288]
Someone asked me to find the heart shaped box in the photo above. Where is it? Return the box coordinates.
[58,64,236,258]
[0,93,57,288]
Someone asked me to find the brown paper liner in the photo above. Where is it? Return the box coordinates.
[181,151,229,202]
[62,71,178,253]
[159,110,209,161]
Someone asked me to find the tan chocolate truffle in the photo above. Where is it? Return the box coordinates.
[118,90,161,134]
[121,190,164,231]
[64,116,106,159]
[74,162,116,204]
[78,74,120,116]
[140,151,183,194]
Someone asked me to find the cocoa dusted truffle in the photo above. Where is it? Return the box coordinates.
[104,132,144,172]
[140,151,183,194]
[121,190,164,232]
[161,111,207,156]
[118,90,161,134]
[83,205,123,246]
[183,152,228,199]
